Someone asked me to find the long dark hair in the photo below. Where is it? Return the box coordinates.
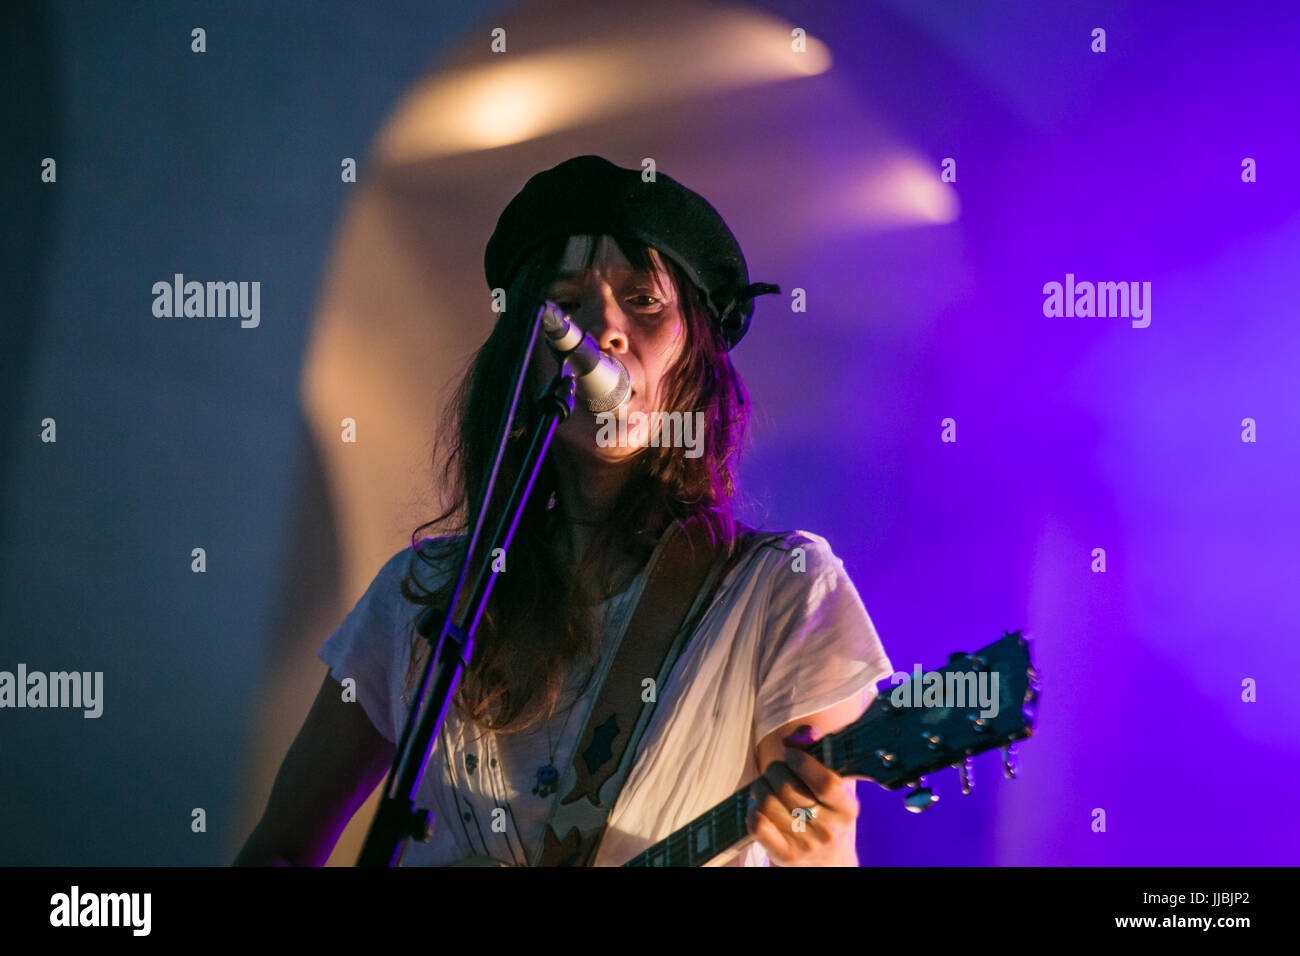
[399,232,750,736]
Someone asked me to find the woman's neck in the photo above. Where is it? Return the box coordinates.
[548,448,642,587]
[551,447,634,517]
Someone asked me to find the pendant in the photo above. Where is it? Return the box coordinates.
[533,763,559,797]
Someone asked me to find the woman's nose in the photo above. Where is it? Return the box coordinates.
[584,297,629,353]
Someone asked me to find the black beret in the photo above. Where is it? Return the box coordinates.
[484,155,779,351]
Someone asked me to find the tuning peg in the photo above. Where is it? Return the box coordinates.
[1003,743,1019,779]
[904,777,939,813]
[954,756,974,794]
[921,731,943,751]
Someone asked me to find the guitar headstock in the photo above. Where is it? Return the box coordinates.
[826,630,1039,807]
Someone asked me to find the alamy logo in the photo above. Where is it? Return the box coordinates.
[0,664,103,718]
[50,886,150,936]
[151,273,261,328]
[595,410,705,459]
[1042,273,1150,328]
[889,664,1000,718]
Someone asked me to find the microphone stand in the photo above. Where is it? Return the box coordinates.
[357,363,577,866]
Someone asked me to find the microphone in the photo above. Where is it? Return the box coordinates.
[538,301,632,413]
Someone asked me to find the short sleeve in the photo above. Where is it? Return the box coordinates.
[316,547,417,745]
[753,532,893,745]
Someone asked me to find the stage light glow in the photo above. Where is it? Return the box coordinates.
[374,11,832,164]
[855,158,962,226]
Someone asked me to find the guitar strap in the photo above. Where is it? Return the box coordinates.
[529,515,782,866]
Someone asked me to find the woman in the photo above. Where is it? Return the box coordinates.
[236,156,893,867]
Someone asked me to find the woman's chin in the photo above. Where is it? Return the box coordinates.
[555,425,645,465]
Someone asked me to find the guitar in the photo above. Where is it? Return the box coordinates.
[449,630,1040,867]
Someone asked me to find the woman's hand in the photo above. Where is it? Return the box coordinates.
[745,724,860,866]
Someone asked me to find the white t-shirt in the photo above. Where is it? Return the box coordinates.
[318,528,893,866]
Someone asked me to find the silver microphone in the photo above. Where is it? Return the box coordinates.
[538,302,632,413]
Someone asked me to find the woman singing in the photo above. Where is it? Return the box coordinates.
[236,155,893,867]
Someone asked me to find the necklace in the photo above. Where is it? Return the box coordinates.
[547,488,615,527]
[530,496,619,793]
[532,690,582,798]
[505,565,644,864]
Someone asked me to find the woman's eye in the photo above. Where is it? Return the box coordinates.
[552,295,662,312]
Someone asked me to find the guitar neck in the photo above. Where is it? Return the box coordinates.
[622,736,842,867]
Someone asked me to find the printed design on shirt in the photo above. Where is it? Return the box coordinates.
[442,726,489,851]
[441,723,528,864]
